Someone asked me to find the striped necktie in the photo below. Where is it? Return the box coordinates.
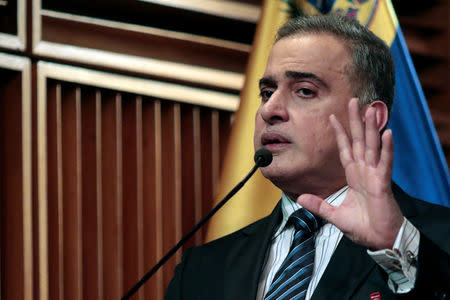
[264,209,321,300]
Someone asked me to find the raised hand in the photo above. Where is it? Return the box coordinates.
[297,98,404,250]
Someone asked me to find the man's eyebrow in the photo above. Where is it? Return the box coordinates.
[285,71,328,88]
[259,77,277,88]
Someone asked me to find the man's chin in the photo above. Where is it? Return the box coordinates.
[260,167,295,187]
[260,165,321,195]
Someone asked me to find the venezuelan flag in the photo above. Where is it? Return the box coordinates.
[206,0,450,241]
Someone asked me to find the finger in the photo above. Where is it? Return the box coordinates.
[349,98,365,161]
[330,114,353,168]
[364,107,380,167]
[297,194,337,224]
[379,129,394,179]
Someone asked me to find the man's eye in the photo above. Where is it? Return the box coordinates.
[259,90,273,101]
[297,88,315,98]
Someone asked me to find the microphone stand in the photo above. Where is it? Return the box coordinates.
[122,149,272,300]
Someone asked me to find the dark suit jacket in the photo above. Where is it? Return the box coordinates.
[165,184,450,300]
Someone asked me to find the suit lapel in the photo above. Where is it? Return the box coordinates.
[224,202,282,300]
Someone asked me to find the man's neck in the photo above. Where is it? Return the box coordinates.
[284,184,347,203]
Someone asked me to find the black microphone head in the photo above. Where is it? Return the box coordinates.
[254,148,273,167]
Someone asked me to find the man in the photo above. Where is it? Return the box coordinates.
[165,15,450,300]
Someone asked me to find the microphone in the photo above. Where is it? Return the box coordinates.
[122,148,272,300]
[254,147,273,167]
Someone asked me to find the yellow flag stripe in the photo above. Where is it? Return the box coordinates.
[205,0,291,241]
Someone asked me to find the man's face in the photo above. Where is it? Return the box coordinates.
[254,33,355,198]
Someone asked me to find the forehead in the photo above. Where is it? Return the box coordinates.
[264,33,351,80]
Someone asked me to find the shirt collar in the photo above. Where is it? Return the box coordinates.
[273,185,349,238]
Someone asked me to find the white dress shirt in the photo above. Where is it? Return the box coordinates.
[257,186,420,300]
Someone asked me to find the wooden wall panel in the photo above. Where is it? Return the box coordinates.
[80,88,100,300]
[141,100,163,300]
[60,85,83,300]
[32,1,248,92]
[3,1,242,298]
[180,105,202,250]
[134,96,145,300]
[40,15,249,74]
[0,55,32,300]
[0,0,26,50]
[100,92,123,300]
[36,73,234,299]
[160,102,182,290]
[219,112,232,172]
[122,94,140,294]
[94,91,104,300]
[199,109,216,239]
[45,81,62,300]
[0,69,24,300]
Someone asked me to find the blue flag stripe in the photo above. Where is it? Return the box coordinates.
[388,26,450,207]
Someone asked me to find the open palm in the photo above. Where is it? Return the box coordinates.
[298,98,404,250]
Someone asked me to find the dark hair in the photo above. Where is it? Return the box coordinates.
[276,14,395,112]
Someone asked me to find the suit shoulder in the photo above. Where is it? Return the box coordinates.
[393,183,450,217]
[195,215,271,252]
[405,195,450,217]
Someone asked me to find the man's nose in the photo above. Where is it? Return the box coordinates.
[260,92,289,125]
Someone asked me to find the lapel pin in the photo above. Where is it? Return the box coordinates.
[370,291,382,300]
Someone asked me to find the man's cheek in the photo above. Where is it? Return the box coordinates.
[253,131,261,149]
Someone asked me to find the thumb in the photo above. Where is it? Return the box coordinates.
[297,194,336,224]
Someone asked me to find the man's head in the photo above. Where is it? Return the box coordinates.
[253,15,394,199]
[276,14,395,111]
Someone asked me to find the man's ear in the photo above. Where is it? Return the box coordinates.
[361,100,389,132]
